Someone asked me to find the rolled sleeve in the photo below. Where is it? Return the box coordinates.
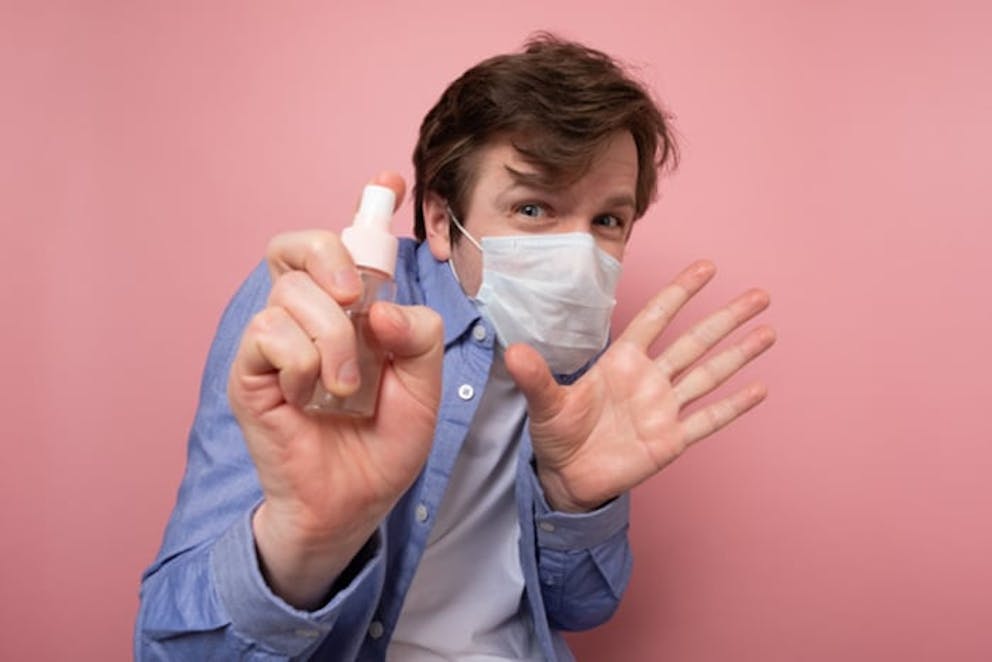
[529,469,633,631]
[210,505,384,658]
[530,469,630,551]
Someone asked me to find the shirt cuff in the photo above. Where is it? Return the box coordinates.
[210,502,383,657]
[530,469,630,551]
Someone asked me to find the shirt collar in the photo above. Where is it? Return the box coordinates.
[415,241,483,348]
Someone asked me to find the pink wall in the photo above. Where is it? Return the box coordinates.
[3,1,990,659]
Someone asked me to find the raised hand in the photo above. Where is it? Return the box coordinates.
[505,260,775,513]
[227,173,445,608]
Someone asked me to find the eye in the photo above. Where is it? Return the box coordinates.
[516,203,547,219]
[593,214,627,232]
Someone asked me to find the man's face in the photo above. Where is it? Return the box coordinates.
[425,130,639,297]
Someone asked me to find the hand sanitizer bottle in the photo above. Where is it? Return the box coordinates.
[305,184,398,418]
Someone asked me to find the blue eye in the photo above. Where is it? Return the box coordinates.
[518,203,545,218]
[594,214,624,230]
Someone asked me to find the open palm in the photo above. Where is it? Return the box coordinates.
[506,260,776,512]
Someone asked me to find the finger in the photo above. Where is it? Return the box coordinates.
[268,270,359,397]
[367,302,444,409]
[657,288,771,379]
[681,382,768,446]
[266,231,361,303]
[504,343,567,424]
[617,260,716,350]
[672,324,776,407]
[233,306,321,410]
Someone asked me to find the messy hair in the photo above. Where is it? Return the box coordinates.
[412,32,678,241]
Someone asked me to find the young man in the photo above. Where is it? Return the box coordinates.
[136,35,774,661]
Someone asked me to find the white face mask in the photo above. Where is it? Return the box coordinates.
[448,208,622,374]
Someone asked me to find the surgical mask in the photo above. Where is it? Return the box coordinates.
[448,207,622,375]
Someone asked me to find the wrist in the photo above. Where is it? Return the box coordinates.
[536,466,603,514]
[252,501,369,610]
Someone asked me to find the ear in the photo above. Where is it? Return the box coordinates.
[423,191,451,261]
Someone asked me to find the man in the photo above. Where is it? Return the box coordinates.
[136,34,775,660]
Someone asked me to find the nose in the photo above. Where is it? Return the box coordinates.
[559,215,594,235]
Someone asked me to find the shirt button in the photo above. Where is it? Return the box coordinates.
[539,521,556,533]
[458,383,474,400]
[369,620,384,640]
[415,503,429,523]
[472,324,487,342]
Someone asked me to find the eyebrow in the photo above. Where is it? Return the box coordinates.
[601,194,637,211]
[498,165,636,212]
[503,165,550,190]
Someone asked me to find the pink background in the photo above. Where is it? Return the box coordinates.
[3,1,990,660]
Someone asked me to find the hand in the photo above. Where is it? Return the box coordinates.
[227,173,444,608]
[505,260,775,513]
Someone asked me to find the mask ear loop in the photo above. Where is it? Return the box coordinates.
[445,204,482,288]
[445,205,482,251]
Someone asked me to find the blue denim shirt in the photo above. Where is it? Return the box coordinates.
[136,239,632,661]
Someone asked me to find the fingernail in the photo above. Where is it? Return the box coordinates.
[337,357,359,388]
[332,268,360,296]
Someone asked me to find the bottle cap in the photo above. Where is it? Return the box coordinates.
[341,184,398,277]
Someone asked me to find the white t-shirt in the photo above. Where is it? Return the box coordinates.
[388,352,542,661]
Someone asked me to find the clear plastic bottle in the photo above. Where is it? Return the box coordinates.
[305,184,398,418]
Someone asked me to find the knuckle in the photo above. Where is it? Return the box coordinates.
[285,347,318,376]
[265,231,345,272]
[693,314,728,346]
[735,343,754,366]
[268,271,302,305]
[306,232,344,264]
[698,364,720,390]
[264,234,287,262]
[646,297,670,320]
[247,307,286,336]
[704,406,723,433]
[314,311,357,350]
[279,268,311,292]
[324,319,357,348]
[689,325,714,348]
[713,401,734,428]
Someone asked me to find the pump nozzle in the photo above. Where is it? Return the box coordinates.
[341,184,399,277]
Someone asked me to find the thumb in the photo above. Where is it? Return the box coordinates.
[505,343,566,423]
[368,301,444,400]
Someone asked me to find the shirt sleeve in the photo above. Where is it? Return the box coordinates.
[135,262,384,661]
[529,468,634,632]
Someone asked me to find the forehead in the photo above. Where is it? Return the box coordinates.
[472,131,638,195]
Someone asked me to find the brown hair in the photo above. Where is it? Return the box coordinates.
[412,32,678,241]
